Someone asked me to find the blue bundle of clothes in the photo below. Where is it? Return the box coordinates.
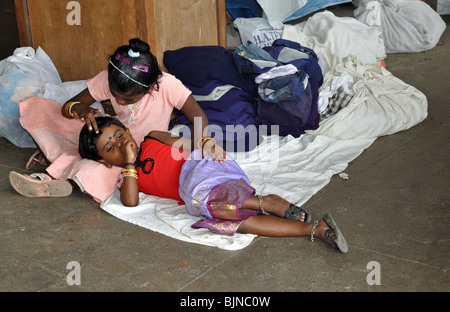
[163,38,323,152]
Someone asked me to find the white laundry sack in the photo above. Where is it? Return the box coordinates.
[307,56,428,139]
[354,0,446,53]
[437,0,450,15]
[282,11,386,75]
[0,47,61,147]
[233,17,284,48]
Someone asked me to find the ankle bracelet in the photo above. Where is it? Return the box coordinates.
[310,220,319,242]
[257,195,270,215]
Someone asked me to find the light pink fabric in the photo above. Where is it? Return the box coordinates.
[19,72,191,202]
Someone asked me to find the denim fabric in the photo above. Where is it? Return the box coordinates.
[258,70,308,103]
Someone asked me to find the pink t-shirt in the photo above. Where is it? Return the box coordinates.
[87,70,191,145]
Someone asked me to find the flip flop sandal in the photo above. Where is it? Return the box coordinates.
[322,213,348,253]
[284,204,312,222]
[25,150,47,170]
[9,171,72,198]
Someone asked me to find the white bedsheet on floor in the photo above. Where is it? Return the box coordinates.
[100,134,375,250]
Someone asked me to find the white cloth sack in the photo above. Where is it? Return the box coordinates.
[437,0,450,15]
[0,47,61,147]
[307,56,428,139]
[354,0,446,53]
[233,17,284,48]
[282,11,386,75]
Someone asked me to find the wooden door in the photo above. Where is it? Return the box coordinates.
[14,0,225,81]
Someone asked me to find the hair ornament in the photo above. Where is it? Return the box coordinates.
[115,54,130,64]
[132,65,149,73]
[128,49,140,58]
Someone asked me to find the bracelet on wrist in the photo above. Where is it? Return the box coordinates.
[64,101,81,118]
[122,168,138,179]
[197,136,216,149]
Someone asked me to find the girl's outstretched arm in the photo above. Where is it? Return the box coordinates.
[180,95,208,143]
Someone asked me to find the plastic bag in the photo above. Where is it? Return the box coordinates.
[0,47,61,147]
[354,0,446,53]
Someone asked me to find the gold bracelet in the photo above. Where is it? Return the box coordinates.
[122,173,138,179]
[197,136,216,149]
[122,168,138,175]
[64,101,81,118]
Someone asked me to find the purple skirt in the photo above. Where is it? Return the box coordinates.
[179,149,258,236]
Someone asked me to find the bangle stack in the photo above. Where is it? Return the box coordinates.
[197,136,216,149]
[122,168,138,179]
[64,101,80,118]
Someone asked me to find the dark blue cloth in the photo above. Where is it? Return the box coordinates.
[234,39,323,86]
[175,88,262,152]
[163,46,258,98]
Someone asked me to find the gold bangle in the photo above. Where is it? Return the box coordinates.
[64,101,81,118]
[122,173,138,179]
[122,168,138,175]
[197,136,216,149]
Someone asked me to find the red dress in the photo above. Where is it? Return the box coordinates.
[135,136,189,201]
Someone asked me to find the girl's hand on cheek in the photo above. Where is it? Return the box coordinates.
[123,140,137,163]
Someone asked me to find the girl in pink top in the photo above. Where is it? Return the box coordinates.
[63,38,210,146]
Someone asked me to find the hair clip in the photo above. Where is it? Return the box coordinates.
[115,54,130,64]
[128,49,140,58]
[131,65,149,73]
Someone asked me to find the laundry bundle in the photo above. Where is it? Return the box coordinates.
[164,38,324,146]
[163,46,262,152]
[353,0,446,53]
[234,38,323,137]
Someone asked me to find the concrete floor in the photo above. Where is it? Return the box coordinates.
[0,3,449,295]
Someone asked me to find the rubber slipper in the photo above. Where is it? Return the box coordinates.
[9,171,72,197]
[25,150,47,170]
[323,213,348,253]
